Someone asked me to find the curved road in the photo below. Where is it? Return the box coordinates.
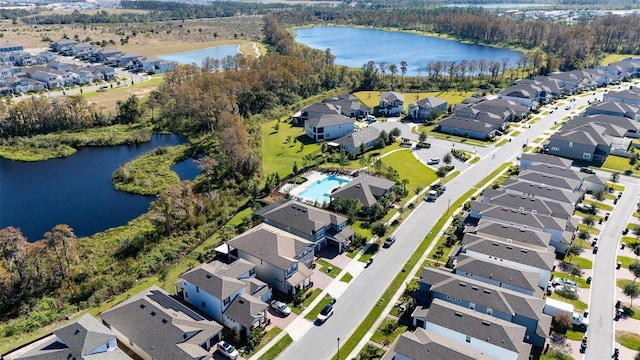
[278,93,602,360]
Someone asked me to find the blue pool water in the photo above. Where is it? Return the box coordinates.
[298,175,351,204]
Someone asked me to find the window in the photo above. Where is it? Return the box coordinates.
[583,153,591,159]
[569,142,573,148]
[469,303,476,310]
[551,146,560,151]
[249,268,256,277]
[466,335,471,343]
[185,291,188,298]
[223,297,231,306]
[486,308,493,316]
[201,301,206,308]
[196,286,199,293]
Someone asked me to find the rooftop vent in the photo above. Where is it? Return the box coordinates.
[483,289,491,294]
[455,312,463,317]
[482,320,491,326]
[472,286,479,290]
[459,282,467,287]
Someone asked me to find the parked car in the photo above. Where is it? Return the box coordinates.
[593,246,599,254]
[565,104,572,110]
[552,278,578,287]
[270,300,291,316]
[427,157,440,165]
[580,167,596,174]
[383,235,396,248]
[316,303,334,323]
[576,203,593,212]
[217,341,239,360]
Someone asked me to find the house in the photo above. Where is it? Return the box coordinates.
[379,91,404,116]
[381,327,499,360]
[331,127,381,154]
[455,98,529,124]
[435,115,499,140]
[468,220,553,252]
[547,72,584,94]
[255,199,355,253]
[322,94,371,118]
[517,171,582,192]
[293,102,342,125]
[479,188,574,218]
[329,174,396,209]
[584,101,640,120]
[0,44,24,53]
[546,122,613,165]
[603,88,640,106]
[408,96,447,121]
[454,254,543,297]
[28,69,64,89]
[100,285,223,360]
[458,234,555,288]
[14,52,33,66]
[498,81,550,109]
[519,153,573,170]
[502,178,584,207]
[50,39,78,52]
[411,299,531,360]
[415,267,551,347]
[225,223,314,296]
[304,113,355,142]
[89,48,123,63]
[92,65,116,80]
[469,201,578,252]
[9,314,131,360]
[177,259,269,336]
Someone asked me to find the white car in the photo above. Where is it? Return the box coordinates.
[316,303,334,323]
[427,158,440,165]
[217,340,239,360]
[270,300,292,316]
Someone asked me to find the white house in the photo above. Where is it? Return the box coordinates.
[304,113,355,142]
[379,91,404,116]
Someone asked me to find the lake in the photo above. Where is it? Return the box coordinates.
[0,135,199,242]
[159,44,240,66]
[294,27,523,76]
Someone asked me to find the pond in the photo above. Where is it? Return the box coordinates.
[294,26,524,76]
[0,134,199,241]
[159,44,241,66]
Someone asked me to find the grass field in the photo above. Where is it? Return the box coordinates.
[602,155,637,175]
[352,90,472,112]
[261,120,323,177]
[378,149,438,200]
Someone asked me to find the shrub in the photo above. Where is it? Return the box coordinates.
[371,221,387,237]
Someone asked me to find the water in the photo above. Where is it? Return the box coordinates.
[0,134,188,241]
[298,175,351,204]
[158,45,240,66]
[294,27,523,77]
[446,3,551,8]
[172,158,200,181]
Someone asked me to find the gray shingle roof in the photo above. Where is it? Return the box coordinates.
[503,178,583,205]
[332,127,380,149]
[14,315,131,360]
[223,293,268,330]
[481,188,574,218]
[227,223,313,271]
[472,220,552,251]
[524,163,583,181]
[423,299,532,359]
[255,199,348,238]
[100,286,222,360]
[548,122,611,147]
[520,153,573,169]
[410,96,447,108]
[383,328,498,360]
[585,101,640,119]
[330,174,395,207]
[461,234,555,271]
[306,113,354,128]
[517,170,582,191]
[207,258,256,279]
[380,91,404,103]
[181,263,246,300]
[455,255,542,296]
[471,201,568,232]
[437,115,500,134]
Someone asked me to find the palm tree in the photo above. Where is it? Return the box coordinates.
[623,283,640,307]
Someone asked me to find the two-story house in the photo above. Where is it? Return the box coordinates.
[178,259,269,336]
[332,127,381,154]
[255,199,355,253]
[408,96,447,121]
[519,153,573,171]
[225,223,315,297]
[412,299,531,360]
[304,113,355,142]
[12,314,131,360]
[468,220,553,252]
[414,267,551,347]
[100,286,223,360]
[379,91,404,116]
[330,174,396,210]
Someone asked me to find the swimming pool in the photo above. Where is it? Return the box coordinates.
[298,175,351,204]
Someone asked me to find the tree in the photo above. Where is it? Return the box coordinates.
[115,95,142,124]
[630,153,639,166]
[564,243,582,264]
[577,229,591,244]
[0,227,28,283]
[569,263,583,279]
[592,187,606,201]
[443,152,452,165]
[381,320,396,343]
[630,261,640,284]
[623,282,640,307]
[292,161,299,175]
[554,311,573,333]
[43,224,78,279]
[582,215,595,231]
[436,166,448,182]
[419,131,427,143]
[611,172,620,183]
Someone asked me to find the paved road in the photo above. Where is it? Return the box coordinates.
[585,175,640,360]
[277,96,592,359]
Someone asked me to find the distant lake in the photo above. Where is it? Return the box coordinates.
[446,3,551,8]
[294,27,524,76]
[159,44,240,65]
[0,135,196,241]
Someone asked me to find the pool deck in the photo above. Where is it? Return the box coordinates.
[283,171,352,205]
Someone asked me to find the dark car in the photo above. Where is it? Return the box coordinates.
[580,167,596,174]
[383,235,396,248]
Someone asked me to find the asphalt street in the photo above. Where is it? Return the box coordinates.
[277,94,599,360]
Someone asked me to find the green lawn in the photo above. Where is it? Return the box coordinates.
[243,327,282,358]
[552,271,591,288]
[533,137,545,143]
[315,259,342,278]
[258,334,293,360]
[291,288,322,315]
[352,90,472,112]
[616,331,640,351]
[340,272,353,283]
[548,292,589,311]
[304,294,335,321]
[511,130,521,137]
[571,256,593,270]
[617,256,637,269]
[495,138,508,147]
[379,149,438,201]
[582,199,614,211]
[577,224,600,235]
[601,155,638,176]
[370,319,408,345]
[261,120,323,177]
[616,278,634,289]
